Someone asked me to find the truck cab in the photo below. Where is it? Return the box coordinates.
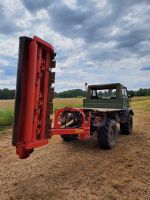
[83,83,130,110]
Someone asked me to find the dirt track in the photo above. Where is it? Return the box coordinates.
[0,108,150,200]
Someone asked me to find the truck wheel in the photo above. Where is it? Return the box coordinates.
[97,119,118,149]
[120,115,133,135]
[61,134,78,141]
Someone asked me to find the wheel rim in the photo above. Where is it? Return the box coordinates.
[110,127,114,141]
[109,125,117,144]
[129,117,133,132]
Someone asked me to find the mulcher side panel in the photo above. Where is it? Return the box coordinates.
[12,36,55,159]
[12,36,32,146]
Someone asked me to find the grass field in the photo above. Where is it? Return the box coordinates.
[132,96,150,111]
[0,97,149,131]
[0,98,83,131]
[0,96,150,199]
[0,100,14,131]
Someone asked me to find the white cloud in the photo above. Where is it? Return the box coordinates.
[0,0,150,91]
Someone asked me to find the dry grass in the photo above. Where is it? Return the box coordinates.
[0,96,150,200]
[0,96,149,111]
[132,97,150,111]
[0,100,15,110]
[0,98,83,111]
[53,98,83,110]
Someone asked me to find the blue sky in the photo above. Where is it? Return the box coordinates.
[0,0,150,91]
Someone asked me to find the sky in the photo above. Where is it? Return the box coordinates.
[0,0,150,92]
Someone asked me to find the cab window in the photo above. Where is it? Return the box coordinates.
[90,89,116,99]
[122,88,128,98]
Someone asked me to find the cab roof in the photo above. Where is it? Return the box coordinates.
[88,83,126,90]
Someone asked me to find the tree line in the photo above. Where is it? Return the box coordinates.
[55,89,85,98]
[0,89,15,99]
[128,88,150,97]
[0,88,150,99]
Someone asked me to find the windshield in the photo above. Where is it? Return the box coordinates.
[90,88,117,99]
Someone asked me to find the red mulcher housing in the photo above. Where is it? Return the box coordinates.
[13,36,91,159]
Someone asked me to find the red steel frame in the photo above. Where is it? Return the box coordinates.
[52,108,91,140]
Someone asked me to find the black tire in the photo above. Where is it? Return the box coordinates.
[120,115,133,135]
[61,134,78,141]
[97,119,118,149]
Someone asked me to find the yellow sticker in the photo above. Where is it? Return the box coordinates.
[75,129,84,133]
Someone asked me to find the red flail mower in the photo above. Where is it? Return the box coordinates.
[12,36,91,159]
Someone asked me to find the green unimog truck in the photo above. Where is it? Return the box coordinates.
[82,83,134,149]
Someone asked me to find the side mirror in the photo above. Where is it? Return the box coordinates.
[128,94,134,98]
[85,83,88,98]
[128,94,134,103]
